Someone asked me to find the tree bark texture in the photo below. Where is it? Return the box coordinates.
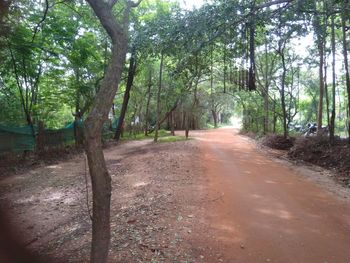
[83,0,135,262]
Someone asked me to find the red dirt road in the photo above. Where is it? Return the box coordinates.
[1,128,350,262]
[192,128,350,263]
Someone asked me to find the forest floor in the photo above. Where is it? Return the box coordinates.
[1,128,350,262]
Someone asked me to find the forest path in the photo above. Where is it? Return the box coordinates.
[191,127,350,263]
[1,128,350,262]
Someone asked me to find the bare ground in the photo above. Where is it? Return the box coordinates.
[1,128,350,263]
[0,139,208,262]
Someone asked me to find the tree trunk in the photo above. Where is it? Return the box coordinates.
[85,136,111,263]
[316,24,325,134]
[212,109,218,128]
[280,48,288,138]
[114,48,136,141]
[154,52,164,142]
[323,0,330,129]
[170,111,175,136]
[83,1,137,262]
[317,41,325,134]
[273,96,277,134]
[144,68,152,136]
[263,40,269,134]
[248,15,256,91]
[324,60,330,127]
[330,14,336,143]
[185,111,190,139]
[341,8,350,143]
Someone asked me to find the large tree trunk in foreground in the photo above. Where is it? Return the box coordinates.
[115,48,137,141]
[85,136,112,263]
[84,0,138,262]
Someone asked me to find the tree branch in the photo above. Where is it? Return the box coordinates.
[257,0,293,9]
[32,0,49,42]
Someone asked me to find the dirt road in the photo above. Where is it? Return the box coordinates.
[1,128,350,262]
[192,128,350,263]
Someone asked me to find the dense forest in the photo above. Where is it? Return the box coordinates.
[1,0,349,142]
[1,0,350,262]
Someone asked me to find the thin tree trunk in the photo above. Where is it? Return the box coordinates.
[341,8,350,143]
[115,48,136,141]
[280,47,288,138]
[317,41,325,134]
[210,46,216,128]
[248,14,256,91]
[263,39,269,134]
[9,45,36,138]
[170,111,175,136]
[316,19,325,134]
[185,111,190,139]
[154,52,164,142]
[324,60,330,127]
[330,14,336,143]
[144,68,152,136]
[83,1,138,262]
[273,95,277,134]
[322,6,330,128]
[212,109,218,128]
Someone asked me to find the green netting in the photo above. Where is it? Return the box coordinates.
[43,127,75,147]
[112,118,119,129]
[0,125,37,152]
[64,119,83,129]
[0,118,119,154]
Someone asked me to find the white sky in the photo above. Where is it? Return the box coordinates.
[179,0,205,10]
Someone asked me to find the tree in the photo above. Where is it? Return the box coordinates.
[340,0,350,142]
[114,47,137,141]
[330,11,337,143]
[83,0,140,262]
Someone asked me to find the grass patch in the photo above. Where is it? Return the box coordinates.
[120,129,169,141]
[157,135,188,143]
[206,123,215,129]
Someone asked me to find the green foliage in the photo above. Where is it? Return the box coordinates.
[120,129,169,141]
[1,0,349,143]
[158,135,188,143]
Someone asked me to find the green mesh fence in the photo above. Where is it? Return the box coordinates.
[42,127,76,148]
[0,119,117,154]
[0,125,37,152]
